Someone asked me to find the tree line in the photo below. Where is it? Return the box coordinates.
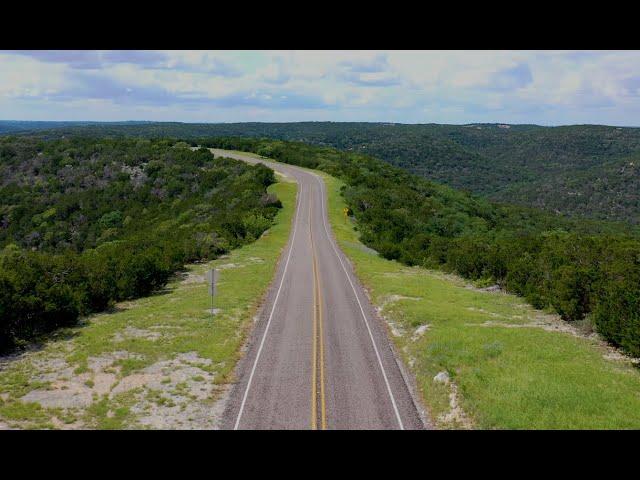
[19,121,640,224]
[0,137,281,351]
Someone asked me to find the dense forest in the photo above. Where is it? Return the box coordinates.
[202,137,640,358]
[0,121,154,135]
[0,136,281,351]
[7,120,640,224]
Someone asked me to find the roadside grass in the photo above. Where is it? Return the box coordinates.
[320,172,640,429]
[0,178,297,429]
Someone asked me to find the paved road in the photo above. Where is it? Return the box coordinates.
[215,149,425,430]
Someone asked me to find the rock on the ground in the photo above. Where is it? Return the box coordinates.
[480,284,501,292]
[434,371,450,384]
[411,324,430,341]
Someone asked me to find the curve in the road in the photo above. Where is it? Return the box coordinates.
[214,149,426,430]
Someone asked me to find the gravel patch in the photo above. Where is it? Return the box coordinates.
[380,294,421,308]
[124,352,224,429]
[8,348,230,429]
[437,380,473,429]
[88,351,143,373]
[412,324,430,341]
[180,272,205,285]
[19,351,144,410]
[113,327,162,342]
[388,322,404,337]
[22,382,94,409]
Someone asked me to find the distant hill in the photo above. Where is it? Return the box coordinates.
[5,120,640,223]
[0,120,154,135]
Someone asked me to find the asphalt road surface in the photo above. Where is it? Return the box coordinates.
[214,149,425,430]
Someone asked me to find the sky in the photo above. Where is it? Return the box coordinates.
[1,50,640,126]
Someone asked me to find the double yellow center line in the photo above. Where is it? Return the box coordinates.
[309,195,327,430]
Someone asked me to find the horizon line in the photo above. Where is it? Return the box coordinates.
[2,119,640,129]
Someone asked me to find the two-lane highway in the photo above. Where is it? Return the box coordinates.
[215,149,425,430]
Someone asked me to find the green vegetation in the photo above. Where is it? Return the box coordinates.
[0,137,282,351]
[205,138,640,358]
[0,121,153,135]
[322,171,640,429]
[15,120,640,223]
[249,122,640,225]
[210,122,637,225]
[0,178,297,429]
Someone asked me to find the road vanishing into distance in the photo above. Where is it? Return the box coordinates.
[213,149,425,430]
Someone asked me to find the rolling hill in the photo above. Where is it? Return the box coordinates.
[7,120,638,223]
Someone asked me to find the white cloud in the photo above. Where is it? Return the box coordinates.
[2,50,640,125]
[0,54,68,98]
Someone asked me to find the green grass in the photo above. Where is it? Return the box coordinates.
[0,178,297,429]
[66,176,297,381]
[318,172,640,429]
[0,400,49,424]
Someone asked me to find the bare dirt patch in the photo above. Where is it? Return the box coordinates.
[122,352,225,429]
[22,381,94,409]
[378,294,421,312]
[6,348,232,429]
[19,351,143,411]
[437,380,474,429]
[376,295,423,338]
[217,257,265,271]
[113,327,162,342]
[412,324,430,341]
[387,322,404,337]
[88,351,143,373]
[180,272,205,285]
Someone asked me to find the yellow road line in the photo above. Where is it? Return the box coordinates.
[316,252,327,430]
[309,193,327,430]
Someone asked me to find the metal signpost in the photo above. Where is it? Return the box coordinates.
[206,268,219,317]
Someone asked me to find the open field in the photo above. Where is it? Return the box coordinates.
[0,178,297,429]
[320,173,640,429]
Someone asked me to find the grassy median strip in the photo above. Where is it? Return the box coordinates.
[0,178,297,429]
[320,172,640,429]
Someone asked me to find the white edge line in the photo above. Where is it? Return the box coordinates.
[312,173,405,430]
[233,179,303,430]
[230,154,404,430]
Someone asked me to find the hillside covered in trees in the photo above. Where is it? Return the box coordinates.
[0,136,281,351]
[10,120,639,224]
[2,124,640,359]
[204,137,640,359]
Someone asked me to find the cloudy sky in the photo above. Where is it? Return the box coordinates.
[1,50,640,126]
